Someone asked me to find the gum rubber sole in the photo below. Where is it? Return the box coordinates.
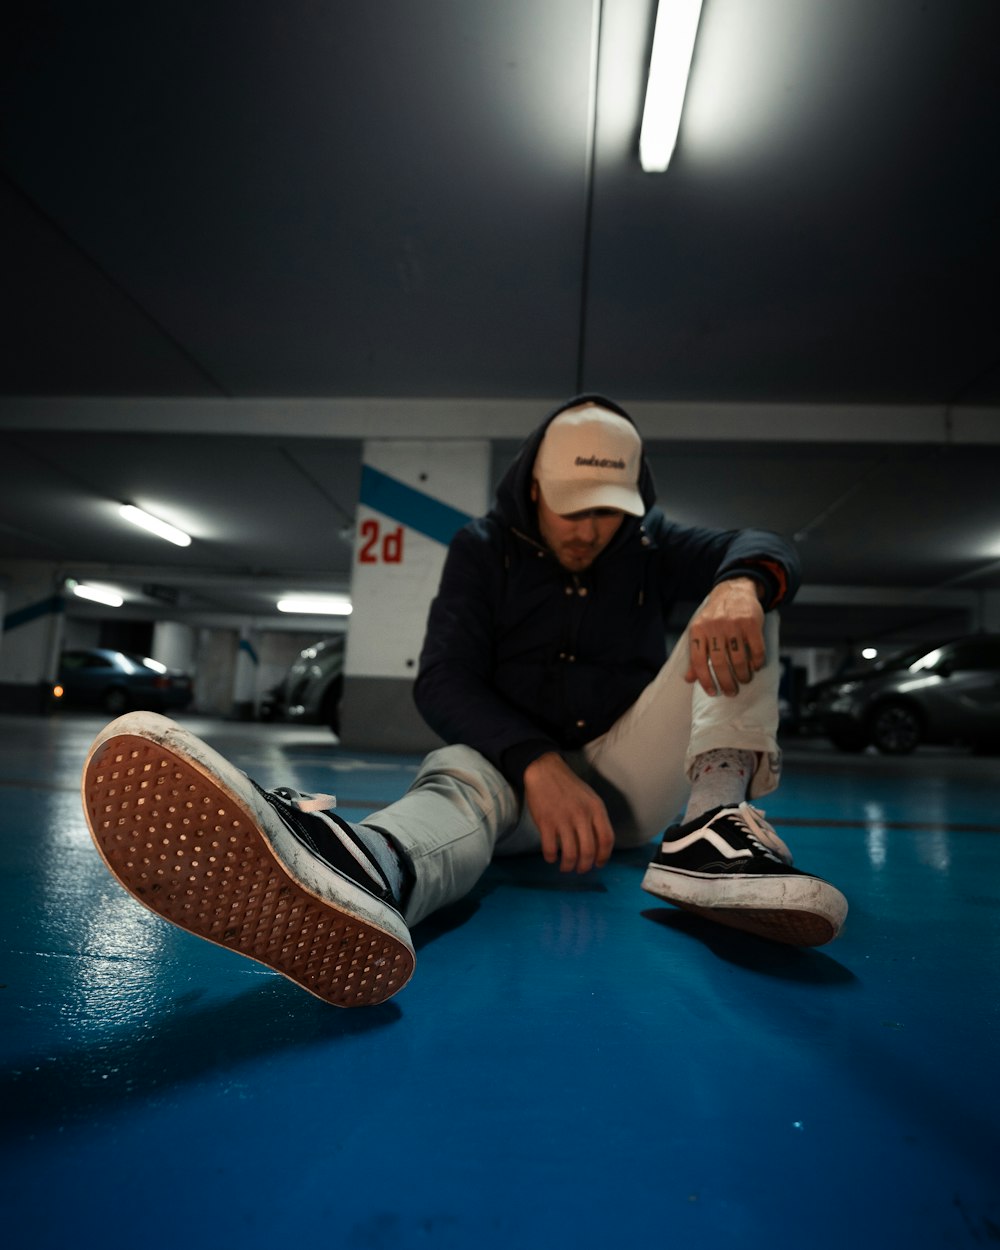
[83,732,415,1007]
[669,900,837,947]
[641,865,846,947]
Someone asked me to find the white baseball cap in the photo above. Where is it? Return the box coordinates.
[534,404,645,517]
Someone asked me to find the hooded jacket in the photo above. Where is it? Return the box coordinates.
[414,395,800,789]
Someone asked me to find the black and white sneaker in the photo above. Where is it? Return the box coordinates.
[82,712,415,1007]
[641,802,847,946]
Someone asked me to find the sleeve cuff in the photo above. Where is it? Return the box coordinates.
[500,739,559,792]
[715,559,789,611]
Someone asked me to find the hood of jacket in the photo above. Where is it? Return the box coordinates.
[490,394,658,547]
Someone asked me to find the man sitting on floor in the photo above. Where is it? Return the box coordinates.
[81,396,848,1007]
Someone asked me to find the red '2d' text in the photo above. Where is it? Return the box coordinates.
[358,518,404,564]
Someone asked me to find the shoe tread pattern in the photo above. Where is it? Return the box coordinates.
[83,735,414,1007]
[672,900,836,947]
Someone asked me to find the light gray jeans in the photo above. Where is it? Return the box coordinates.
[365,612,782,927]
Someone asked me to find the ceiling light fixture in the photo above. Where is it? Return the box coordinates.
[639,0,704,172]
[119,504,192,547]
[276,595,353,616]
[72,583,124,608]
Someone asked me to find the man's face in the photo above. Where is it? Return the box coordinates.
[533,483,626,571]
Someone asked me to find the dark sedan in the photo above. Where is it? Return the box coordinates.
[53,648,194,715]
[802,634,1000,754]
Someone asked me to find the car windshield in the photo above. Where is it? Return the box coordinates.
[121,652,168,674]
[835,643,945,681]
[874,644,946,674]
[860,645,955,675]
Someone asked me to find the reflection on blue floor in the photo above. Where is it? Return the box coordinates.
[2,713,998,1248]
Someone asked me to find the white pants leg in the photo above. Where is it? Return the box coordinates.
[580,610,783,845]
[365,611,783,927]
[361,745,520,928]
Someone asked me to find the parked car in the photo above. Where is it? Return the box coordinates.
[260,637,345,734]
[54,648,194,715]
[802,634,1000,754]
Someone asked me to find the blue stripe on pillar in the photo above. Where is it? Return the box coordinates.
[359,466,473,546]
[238,638,259,665]
[3,596,64,632]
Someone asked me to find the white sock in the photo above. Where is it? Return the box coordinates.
[683,749,756,824]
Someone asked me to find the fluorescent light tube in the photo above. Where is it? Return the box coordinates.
[73,584,124,608]
[120,504,192,547]
[277,595,353,616]
[639,0,704,172]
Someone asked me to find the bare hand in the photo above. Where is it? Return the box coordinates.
[522,752,614,873]
[684,578,767,697]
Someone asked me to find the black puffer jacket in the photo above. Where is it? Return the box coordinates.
[414,396,800,788]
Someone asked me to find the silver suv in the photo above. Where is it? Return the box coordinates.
[260,637,345,735]
[804,634,1000,755]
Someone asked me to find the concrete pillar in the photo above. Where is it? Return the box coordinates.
[0,571,66,712]
[232,627,260,720]
[151,620,196,672]
[194,627,238,716]
[977,591,1000,632]
[341,439,489,750]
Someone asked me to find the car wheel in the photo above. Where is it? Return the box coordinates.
[827,724,869,752]
[102,686,131,716]
[869,700,922,755]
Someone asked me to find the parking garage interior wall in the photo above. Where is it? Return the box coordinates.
[190,626,339,720]
[0,567,64,711]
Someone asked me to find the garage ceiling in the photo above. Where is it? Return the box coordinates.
[2,0,999,652]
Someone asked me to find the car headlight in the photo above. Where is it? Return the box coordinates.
[808,681,857,709]
[828,682,867,713]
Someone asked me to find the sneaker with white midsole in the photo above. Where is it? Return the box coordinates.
[641,801,848,946]
[81,712,415,1007]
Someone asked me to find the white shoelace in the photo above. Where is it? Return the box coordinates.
[271,786,391,889]
[290,790,338,812]
[736,801,794,866]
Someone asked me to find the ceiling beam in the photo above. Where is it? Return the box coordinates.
[1,397,999,443]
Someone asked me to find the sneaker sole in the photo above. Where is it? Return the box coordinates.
[641,864,847,947]
[82,713,415,1007]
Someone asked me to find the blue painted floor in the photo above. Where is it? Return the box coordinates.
[2,712,998,1248]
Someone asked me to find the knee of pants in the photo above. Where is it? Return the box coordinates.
[413,745,519,827]
[387,745,519,927]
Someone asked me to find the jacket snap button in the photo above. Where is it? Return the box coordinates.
[576,719,586,728]
[577,587,588,597]
[564,586,573,595]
